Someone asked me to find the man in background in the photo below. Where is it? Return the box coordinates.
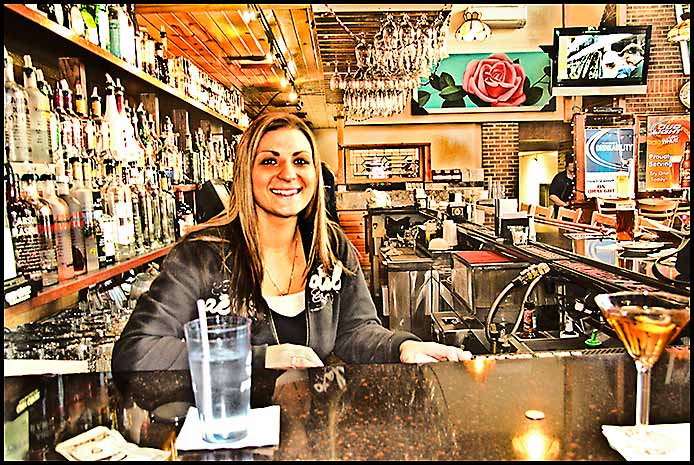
[321,161,339,224]
[619,44,644,79]
[549,157,576,216]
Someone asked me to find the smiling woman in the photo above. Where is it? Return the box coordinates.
[112,112,472,373]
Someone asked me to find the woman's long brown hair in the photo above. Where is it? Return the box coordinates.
[185,112,342,315]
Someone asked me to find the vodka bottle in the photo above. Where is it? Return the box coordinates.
[124,162,145,255]
[6,166,43,294]
[4,48,31,162]
[35,69,62,168]
[176,189,195,239]
[144,164,163,248]
[22,55,52,163]
[70,157,99,271]
[159,169,176,245]
[57,172,87,276]
[90,162,116,269]
[38,173,75,282]
[103,159,134,261]
[20,173,59,287]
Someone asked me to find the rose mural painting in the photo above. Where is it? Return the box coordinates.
[413,51,555,114]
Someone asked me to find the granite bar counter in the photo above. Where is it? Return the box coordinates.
[4,348,689,460]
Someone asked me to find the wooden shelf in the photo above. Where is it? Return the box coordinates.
[3,4,244,133]
[5,245,173,318]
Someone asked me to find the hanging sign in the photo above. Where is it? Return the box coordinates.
[584,127,636,198]
[645,115,690,190]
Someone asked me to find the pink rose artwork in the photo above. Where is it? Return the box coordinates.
[462,53,527,107]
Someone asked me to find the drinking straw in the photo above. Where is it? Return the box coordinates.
[196,299,213,425]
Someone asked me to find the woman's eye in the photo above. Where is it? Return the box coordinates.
[258,158,277,166]
[294,157,310,165]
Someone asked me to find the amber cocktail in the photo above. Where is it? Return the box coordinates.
[594,291,689,455]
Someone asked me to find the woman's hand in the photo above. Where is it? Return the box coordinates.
[399,340,473,364]
[265,344,325,370]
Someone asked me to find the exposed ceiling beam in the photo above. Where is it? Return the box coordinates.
[134,4,310,15]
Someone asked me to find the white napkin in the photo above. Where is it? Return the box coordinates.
[175,405,280,451]
[602,423,690,461]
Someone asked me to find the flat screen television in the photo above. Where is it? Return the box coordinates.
[551,25,652,96]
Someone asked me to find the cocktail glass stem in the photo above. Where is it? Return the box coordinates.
[634,360,651,426]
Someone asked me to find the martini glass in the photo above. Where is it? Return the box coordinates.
[594,291,690,455]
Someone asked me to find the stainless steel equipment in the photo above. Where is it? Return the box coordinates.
[451,250,529,324]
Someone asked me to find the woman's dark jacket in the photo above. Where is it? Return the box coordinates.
[111,219,419,371]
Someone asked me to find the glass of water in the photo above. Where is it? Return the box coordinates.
[184,314,252,443]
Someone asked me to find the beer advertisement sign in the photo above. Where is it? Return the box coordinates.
[645,116,690,190]
[584,127,636,199]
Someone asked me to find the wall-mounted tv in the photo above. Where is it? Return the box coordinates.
[551,26,652,96]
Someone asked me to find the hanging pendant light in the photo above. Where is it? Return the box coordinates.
[455,9,491,42]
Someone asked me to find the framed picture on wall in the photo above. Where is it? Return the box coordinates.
[675,4,690,76]
[412,51,556,115]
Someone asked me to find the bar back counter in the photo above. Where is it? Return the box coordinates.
[4,347,689,460]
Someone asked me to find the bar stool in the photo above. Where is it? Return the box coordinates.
[590,211,617,228]
[557,206,582,223]
[534,205,553,219]
[636,198,679,227]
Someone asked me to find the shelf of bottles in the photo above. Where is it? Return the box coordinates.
[3,3,248,131]
[4,34,239,313]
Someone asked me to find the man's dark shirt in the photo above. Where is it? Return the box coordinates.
[548,170,575,214]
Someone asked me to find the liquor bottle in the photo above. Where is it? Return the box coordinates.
[124,162,145,255]
[22,55,52,164]
[53,80,74,180]
[21,173,59,287]
[90,86,102,120]
[69,4,86,38]
[175,190,195,239]
[680,141,690,190]
[38,173,75,282]
[36,4,59,24]
[4,48,31,163]
[35,69,62,168]
[6,166,43,294]
[102,75,120,159]
[80,4,99,45]
[143,164,162,249]
[70,157,99,272]
[159,169,176,244]
[108,4,122,59]
[60,4,72,29]
[90,162,116,269]
[519,300,537,339]
[103,159,134,261]
[4,191,20,283]
[57,173,87,276]
[95,4,110,51]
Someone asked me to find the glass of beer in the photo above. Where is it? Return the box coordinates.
[594,291,689,455]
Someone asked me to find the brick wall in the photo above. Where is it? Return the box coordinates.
[480,5,688,199]
[625,4,689,115]
[481,122,519,197]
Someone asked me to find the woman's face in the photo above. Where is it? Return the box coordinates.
[252,127,316,220]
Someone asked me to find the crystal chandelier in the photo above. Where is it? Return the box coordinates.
[328,8,452,121]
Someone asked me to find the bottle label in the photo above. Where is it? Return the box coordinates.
[10,216,43,285]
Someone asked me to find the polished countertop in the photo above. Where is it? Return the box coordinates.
[4,348,690,460]
[532,222,685,285]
